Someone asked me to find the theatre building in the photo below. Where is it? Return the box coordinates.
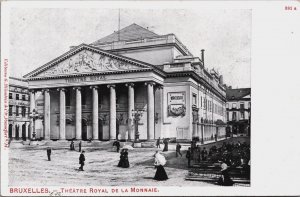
[24,24,227,142]
[8,77,30,140]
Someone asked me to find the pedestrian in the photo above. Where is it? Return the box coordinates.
[70,140,74,151]
[176,143,182,157]
[117,149,125,167]
[79,141,82,152]
[46,147,52,161]
[156,137,161,148]
[201,147,208,161]
[79,150,85,171]
[186,147,191,167]
[154,151,168,181]
[218,160,234,186]
[162,138,168,152]
[113,140,120,152]
[123,149,130,168]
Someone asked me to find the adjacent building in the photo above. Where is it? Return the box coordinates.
[23,24,227,142]
[8,77,30,140]
[226,88,251,136]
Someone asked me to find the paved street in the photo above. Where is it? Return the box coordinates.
[9,141,213,187]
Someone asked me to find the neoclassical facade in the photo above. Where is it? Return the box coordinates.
[24,24,227,142]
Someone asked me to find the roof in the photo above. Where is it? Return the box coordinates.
[226,88,251,100]
[92,23,159,45]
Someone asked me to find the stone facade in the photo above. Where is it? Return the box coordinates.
[23,24,227,142]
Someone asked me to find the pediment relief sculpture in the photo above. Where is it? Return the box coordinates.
[37,49,146,77]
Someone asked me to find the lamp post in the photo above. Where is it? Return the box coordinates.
[29,109,39,140]
[132,109,144,143]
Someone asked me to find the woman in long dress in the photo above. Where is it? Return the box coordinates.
[117,149,125,167]
[122,149,130,168]
[154,151,168,181]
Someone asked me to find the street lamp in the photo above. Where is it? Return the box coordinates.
[132,109,145,142]
[29,109,39,140]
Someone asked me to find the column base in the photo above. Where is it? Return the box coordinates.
[133,142,142,148]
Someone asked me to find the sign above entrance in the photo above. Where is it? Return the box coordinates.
[65,75,106,83]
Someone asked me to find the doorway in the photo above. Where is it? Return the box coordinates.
[9,124,13,139]
[15,125,19,140]
[82,119,88,140]
[22,124,26,141]
[98,119,103,140]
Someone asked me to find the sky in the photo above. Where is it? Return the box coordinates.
[9,8,251,88]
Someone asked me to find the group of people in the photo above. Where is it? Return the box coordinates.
[156,137,170,152]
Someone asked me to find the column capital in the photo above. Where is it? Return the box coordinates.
[73,87,81,91]
[42,88,50,93]
[29,89,36,93]
[57,87,66,92]
[125,83,135,88]
[90,85,98,89]
[107,84,116,89]
[144,82,156,86]
[155,85,164,90]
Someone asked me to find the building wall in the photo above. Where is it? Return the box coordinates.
[118,46,177,65]
[8,78,30,140]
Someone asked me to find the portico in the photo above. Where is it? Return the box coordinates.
[24,44,164,141]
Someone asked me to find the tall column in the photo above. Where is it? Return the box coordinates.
[126,83,134,141]
[58,88,66,140]
[29,90,35,139]
[146,82,155,140]
[74,87,82,140]
[43,89,51,140]
[108,85,116,140]
[90,86,99,140]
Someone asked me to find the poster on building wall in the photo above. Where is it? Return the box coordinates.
[1,1,300,197]
[167,92,186,116]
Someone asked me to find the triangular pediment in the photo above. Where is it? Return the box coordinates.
[242,94,251,99]
[25,44,153,78]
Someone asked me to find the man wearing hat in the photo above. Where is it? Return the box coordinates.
[79,150,85,171]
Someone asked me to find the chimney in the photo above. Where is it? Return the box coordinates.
[219,75,223,85]
[201,49,205,66]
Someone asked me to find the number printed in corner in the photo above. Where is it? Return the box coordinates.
[285,6,297,11]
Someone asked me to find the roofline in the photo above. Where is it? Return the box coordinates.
[24,44,161,78]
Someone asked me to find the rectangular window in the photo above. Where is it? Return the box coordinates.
[9,105,13,116]
[249,102,251,108]
[240,102,244,109]
[9,93,13,99]
[201,97,202,108]
[22,95,26,101]
[227,112,229,121]
[226,103,229,108]
[232,103,237,108]
[16,94,19,100]
[16,106,19,116]
[192,94,197,106]
[232,112,237,120]
[240,111,245,120]
[22,106,26,117]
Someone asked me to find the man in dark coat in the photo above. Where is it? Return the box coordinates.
[79,151,85,171]
[176,143,182,157]
[113,140,120,152]
[46,147,52,161]
[156,137,161,148]
[162,138,168,152]
[78,141,82,152]
[186,147,191,167]
[70,141,75,151]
